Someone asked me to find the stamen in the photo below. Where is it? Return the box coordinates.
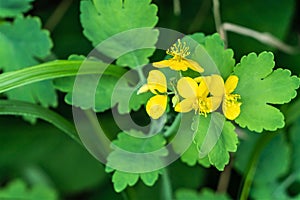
[225,94,241,106]
[166,39,191,59]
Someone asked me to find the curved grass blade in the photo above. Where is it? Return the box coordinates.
[0,60,127,94]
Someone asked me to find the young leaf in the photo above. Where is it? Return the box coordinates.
[80,0,159,68]
[105,130,167,192]
[0,16,55,122]
[178,112,238,171]
[0,0,34,17]
[234,52,300,132]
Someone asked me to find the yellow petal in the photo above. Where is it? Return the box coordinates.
[174,98,194,113]
[147,70,167,94]
[222,101,241,120]
[185,58,204,73]
[137,84,149,94]
[194,76,202,83]
[177,77,198,99]
[146,95,167,119]
[225,75,239,94]
[197,76,210,97]
[153,59,172,68]
[207,96,222,112]
[171,59,189,71]
[208,74,225,97]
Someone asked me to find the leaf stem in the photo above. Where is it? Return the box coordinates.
[161,168,173,200]
[136,67,146,83]
[239,133,275,200]
[163,114,181,137]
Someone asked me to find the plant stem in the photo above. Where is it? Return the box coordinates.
[212,0,225,40]
[44,0,73,31]
[239,133,275,200]
[222,23,300,54]
[161,168,173,200]
[163,114,181,137]
[217,153,233,193]
[136,67,146,83]
[173,0,181,16]
[188,0,211,33]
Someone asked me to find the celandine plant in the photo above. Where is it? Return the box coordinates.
[0,0,300,199]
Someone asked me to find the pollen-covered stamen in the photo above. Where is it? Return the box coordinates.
[166,39,190,61]
[225,93,241,106]
[192,98,210,117]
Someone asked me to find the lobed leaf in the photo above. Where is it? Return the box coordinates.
[234,52,300,132]
[0,16,55,122]
[179,113,238,171]
[80,0,159,68]
[0,0,34,17]
[105,130,167,192]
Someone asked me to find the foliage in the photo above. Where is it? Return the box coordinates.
[0,0,300,199]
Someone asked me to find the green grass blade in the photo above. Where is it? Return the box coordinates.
[0,60,127,93]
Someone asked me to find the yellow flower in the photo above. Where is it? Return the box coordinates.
[153,39,204,73]
[137,70,168,119]
[222,75,241,120]
[174,75,223,116]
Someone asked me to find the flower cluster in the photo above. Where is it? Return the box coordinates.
[138,39,241,120]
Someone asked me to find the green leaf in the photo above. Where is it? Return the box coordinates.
[179,113,238,171]
[0,0,34,17]
[80,0,159,68]
[234,52,300,132]
[105,130,167,192]
[53,56,133,113]
[0,179,58,200]
[175,188,231,200]
[0,16,55,122]
[54,75,119,112]
[111,77,151,114]
[184,33,235,79]
[254,134,290,183]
